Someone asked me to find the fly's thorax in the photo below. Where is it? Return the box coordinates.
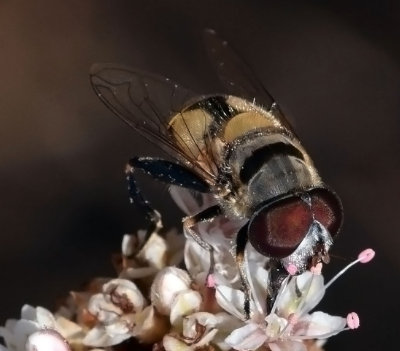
[166,95,282,165]
[221,96,281,142]
[215,185,252,220]
[167,106,214,161]
[226,131,322,211]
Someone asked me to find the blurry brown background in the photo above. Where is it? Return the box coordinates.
[0,1,399,350]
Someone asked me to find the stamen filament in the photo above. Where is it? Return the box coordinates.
[325,248,375,289]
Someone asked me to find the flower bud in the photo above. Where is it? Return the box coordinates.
[150,267,192,315]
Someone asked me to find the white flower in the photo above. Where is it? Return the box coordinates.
[221,271,346,351]
[131,305,169,344]
[171,185,267,288]
[118,228,185,280]
[0,305,85,351]
[163,312,240,351]
[83,278,149,347]
[150,267,193,316]
[169,186,217,216]
[148,254,241,351]
[0,175,375,351]
[217,249,375,351]
[26,330,71,351]
[56,278,109,330]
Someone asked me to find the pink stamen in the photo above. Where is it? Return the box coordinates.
[310,262,322,275]
[347,312,360,329]
[358,248,375,263]
[287,264,297,275]
[325,247,376,289]
[206,274,216,288]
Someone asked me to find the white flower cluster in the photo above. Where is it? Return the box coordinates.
[0,189,374,351]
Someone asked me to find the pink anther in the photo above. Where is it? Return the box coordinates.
[346,312,360,329]
[358,248,375,263]
[310,262,323,275]
[206,274,216,288]
[286,264,298,276]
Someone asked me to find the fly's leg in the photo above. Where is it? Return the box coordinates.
[183,205,222,286]
[235,224,251,320]
[126,165,162,244]
[126,157,210,245]
[236,226,289,316]
[266,261,289,313]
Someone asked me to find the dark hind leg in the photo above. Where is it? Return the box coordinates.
[235,224,252,319]
[266,261,289,313]
[126,157,210,244]
[236,225,290,317]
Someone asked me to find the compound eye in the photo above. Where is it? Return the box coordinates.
[309,188,343,237]
[248,197,313,258]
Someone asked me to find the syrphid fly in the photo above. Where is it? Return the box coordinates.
[90,30,343,316]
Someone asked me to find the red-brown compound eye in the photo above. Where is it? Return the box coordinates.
[248,197,313,258]
[309,188,343,237]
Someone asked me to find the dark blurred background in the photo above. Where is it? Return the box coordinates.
[0,1,399,350]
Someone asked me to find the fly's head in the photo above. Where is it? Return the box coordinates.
[247,187,343,274]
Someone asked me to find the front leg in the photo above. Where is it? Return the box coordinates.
[126,157,211,244]
[183,205,222,285]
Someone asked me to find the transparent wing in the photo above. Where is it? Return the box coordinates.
[90,63,217,182]
[203,29,295,132]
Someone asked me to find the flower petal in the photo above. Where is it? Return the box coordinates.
[170,290,202,326]
[83,325,130,347]
[20,305,36,321]
[225,323,267,351]
[295,273,325,316]
[275,272,325,318]
[215,286,246,321]
[189,312,218,329]
[214,312,243,334]
[163,335,191,351]
[194,328,219,348]
[54,316,83,340]
[184,237,210,279]
[269,340,307,351]
[151,267,192,315]
[36,307,56,327]
[292,311,346,339]
[169,186,215,215]
[136,232,168,269]
[87,293,121,323]
[104,318,132,337]
[122,234,136,256]
[133,306,169,344]
[165,230,185,266]
[246,261,269,316]
[181,312,218,340]
[210,313,243,350]
[103,279,146,313]
[10,320,39,351]
[26,330,71,351]
[122,266,159,279]
[265,313,288,339]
